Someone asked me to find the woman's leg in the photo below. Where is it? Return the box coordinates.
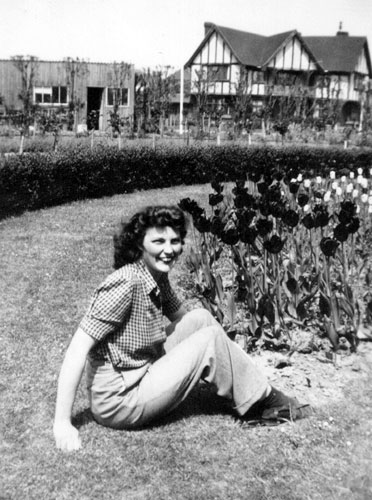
[97,310,269,429]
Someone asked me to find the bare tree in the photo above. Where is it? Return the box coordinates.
[10,55,39,152]
[64,57,88,132]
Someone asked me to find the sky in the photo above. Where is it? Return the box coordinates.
[1,0,371,70]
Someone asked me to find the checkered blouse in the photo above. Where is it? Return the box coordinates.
[80,260,182,369]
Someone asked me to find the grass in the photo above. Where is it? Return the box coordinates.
[1,184,372,500]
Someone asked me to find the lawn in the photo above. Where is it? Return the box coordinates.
[1,184,372,500]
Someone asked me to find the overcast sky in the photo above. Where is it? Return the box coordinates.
[1,0,371,70]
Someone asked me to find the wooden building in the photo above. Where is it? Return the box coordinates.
[0,58,135,131]
[184,22,372,126]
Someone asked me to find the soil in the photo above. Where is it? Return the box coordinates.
[250,340,372,408]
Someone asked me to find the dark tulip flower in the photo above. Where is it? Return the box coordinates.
[339,200,357,224]
[347,217,360,234]
[210,216,224,236]
[194,215,211,233]
[238,208,256,225]
[221,227,239,245]
[314,206,329,228]
[257,181,268,194]
[256,218,273,237]
[319,294,331,316]
[289,182,300,194]
[178,198,203,218]
[239,225,258,245]
[211,179,224,193]
[282,209,300,228]
[297,192,309,207]
[259,201,271,217]
[334,223,349,242]
[320,237,340,257]
[235,179,246,190]
[268,201,285,219]
[313,190,324,200]
[209,193,224,206]
[302,213,315,230]
[263,234,285,254]
[286,277,298,294]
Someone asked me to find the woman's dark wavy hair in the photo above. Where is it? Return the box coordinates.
[113,205,187,269]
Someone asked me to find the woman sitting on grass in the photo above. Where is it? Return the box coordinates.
[54,205,309,451]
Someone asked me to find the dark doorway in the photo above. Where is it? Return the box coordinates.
[87,87,104,130]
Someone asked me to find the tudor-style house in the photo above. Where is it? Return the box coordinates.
[0,58,135,131]
[184,22,372,127]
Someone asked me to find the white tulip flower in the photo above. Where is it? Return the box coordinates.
[324,191,332,202]
[303,204,310,212]
[358,167,363,175]
[316,176,322,184]
[341,176,346,183]
[361,178,368,189]
[357,175,364,184]
[336,187,343,196]
[331,181,338,190]
[356,205,361,214]
[304,179,311,188]
[352,189,359,198]
[350,172,355,179]
[330,170,336,179]
[361,193,369,203]
[369,205,372,214]
[369,196,372,205]
[346,183,353,193]
[297,173,303,182]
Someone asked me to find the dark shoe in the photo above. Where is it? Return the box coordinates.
[242,387,312,426]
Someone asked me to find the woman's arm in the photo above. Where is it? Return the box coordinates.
[167,305,188,323]
[53,327,96,452]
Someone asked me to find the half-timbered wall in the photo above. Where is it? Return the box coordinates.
[266,36,317,71]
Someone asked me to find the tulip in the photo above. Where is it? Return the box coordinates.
[352,189,359,198]
[297,173,303,182]
[346,183,353,193]
[324,191,331,202]
[303,204,310,213]
[320,237,339,257]
[341,176,346,183]
[331,181,338,190]
[350,172,355,179]
[361,193,369,203]
[336,187,343,196]
[347,217,360,233]
[330,170,336,179]
[282,209,300,228]
[368,196,372,205]
[209,193,224,206]
[263,234,285,254]
[358,167,363,175]
[369,205,372,214]
[357,175,364,184]
[297,192,309,207]
[304,179,311,188]
[316,176,322,184]
[334,224,349,242]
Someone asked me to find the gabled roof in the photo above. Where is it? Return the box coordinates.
[185,23,319,69]
[303,36,372,75]
[186,23,372,76]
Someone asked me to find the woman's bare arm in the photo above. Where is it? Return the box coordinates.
[53,327,96,452]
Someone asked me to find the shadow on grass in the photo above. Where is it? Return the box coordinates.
[71,383,235,431]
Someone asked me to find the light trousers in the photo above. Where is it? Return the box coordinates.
[86,309,268,429]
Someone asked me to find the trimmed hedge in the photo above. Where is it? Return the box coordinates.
[1,143,372,220]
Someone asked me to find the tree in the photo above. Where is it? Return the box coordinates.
[107,61,132,142]
[64,57,88,132]
[135,66,176,136]
[10,55,39,153]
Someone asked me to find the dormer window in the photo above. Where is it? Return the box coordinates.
[205,65,229,82]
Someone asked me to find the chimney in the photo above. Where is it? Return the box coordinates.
[337,21,348,37]
[204,22,214,36]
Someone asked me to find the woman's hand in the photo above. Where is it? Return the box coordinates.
[53,420,81,452]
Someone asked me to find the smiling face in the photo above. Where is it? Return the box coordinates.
[141,226,183,278]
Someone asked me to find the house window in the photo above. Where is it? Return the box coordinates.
[205,65,229,82]
[34,86,67,105]
[354,74,364,91]
[252,71,264,84]
[107,88,129,106]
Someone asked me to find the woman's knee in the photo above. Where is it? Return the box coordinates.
[184,308,218,328]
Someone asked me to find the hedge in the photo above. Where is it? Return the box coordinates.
[1,143,372,220]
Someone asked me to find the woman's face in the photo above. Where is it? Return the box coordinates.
[141,226,183,277]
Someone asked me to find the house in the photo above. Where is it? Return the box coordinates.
[183,22,372,127]
[0,58,135,131]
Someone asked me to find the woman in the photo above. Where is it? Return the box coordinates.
[54,205,307,451]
